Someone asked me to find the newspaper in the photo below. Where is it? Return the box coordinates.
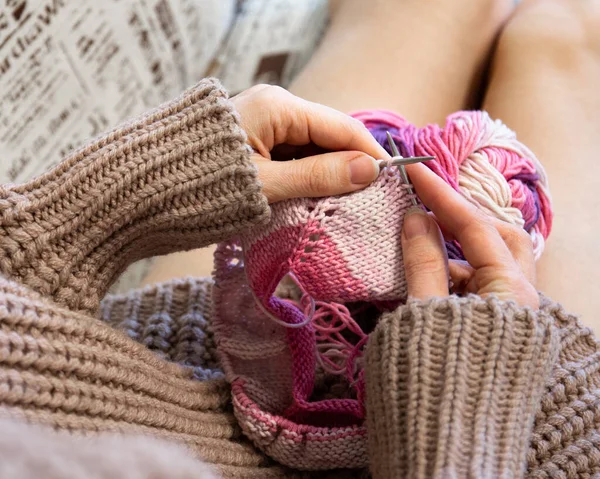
[0,0,234,183]
[0,0,328,291]
[210,0,328,94]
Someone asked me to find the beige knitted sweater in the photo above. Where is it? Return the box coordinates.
[0,79,598,479]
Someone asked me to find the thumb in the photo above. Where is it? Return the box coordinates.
[401,208,450,300]
[254,151,379,203]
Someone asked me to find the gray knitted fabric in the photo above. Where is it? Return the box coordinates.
[101,278,222,381]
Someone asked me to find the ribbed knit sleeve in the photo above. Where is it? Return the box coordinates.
[0,78,269,315]
[365,295,561,479]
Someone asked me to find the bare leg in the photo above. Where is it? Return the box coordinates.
[142,0,512,285]
[483,0,600,326]
[291,0,513,125]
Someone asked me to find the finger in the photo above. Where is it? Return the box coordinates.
[406,163,516,271]
[430,203,535,283]
[491,218,536,285]
[427,212,455,242]
[448,259,477,295]
[300,99,390,160]
[435,209,535,284]
[401,208,450,300]
[254,151,379,202]
[235,85,389,160]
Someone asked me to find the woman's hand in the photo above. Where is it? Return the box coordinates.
[232,85,387,203]
[401,164,539,309]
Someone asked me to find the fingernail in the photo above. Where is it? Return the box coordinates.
[403,207,430,239]
[349,155,378,185]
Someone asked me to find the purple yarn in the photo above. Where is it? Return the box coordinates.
[445,240,465,261]
[511,172,539,183]
[368,125,413,158]
[511,172,541,230]
[368,125,399,155]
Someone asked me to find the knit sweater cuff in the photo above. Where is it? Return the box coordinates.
[365,295,560,479]
[0,78,269,313]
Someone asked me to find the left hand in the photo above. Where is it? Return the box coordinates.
[231,85,388,203]
[399,163,539,309]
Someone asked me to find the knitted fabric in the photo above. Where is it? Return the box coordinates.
[212,110,553,470]
[0,78,599,478]
[366,295,559,478]
[0,277,296,478]
[0,78,269,316]
[102,278,223,382]
[365,294,600,479]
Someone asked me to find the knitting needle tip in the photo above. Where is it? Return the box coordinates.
[384,131,422,207]
[377,156,435,168]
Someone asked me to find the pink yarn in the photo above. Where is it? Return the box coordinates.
[212,110,553,470]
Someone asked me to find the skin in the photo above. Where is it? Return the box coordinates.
[144,81,537,308]
[231,84,384,202]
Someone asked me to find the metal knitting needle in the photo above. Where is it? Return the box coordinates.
[385,131,427,207]
[376,155,435,169]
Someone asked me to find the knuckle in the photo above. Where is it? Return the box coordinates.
[303,161,331,194]
[346,118,370,142]
[473,208,493,227]
[248,83,271,94]
[350,117,367,132]
[404,246,446,280]
[240,84,270,100]
[260,84,289,99]
[503,223,533,251]
[463,210,495,239]
[245,84,289,106]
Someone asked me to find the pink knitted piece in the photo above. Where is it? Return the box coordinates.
[212,110,553,470]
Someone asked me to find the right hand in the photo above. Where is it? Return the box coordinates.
[399,163,539,309]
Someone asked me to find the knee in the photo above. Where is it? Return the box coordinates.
[496,0,600,66]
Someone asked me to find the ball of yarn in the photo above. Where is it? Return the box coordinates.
[354,109,552,259]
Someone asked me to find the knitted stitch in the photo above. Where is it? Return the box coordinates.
[102,278,223,381]
[0,79,290,478]
[212,168,412,469]
[365,295,600,479]
[0,78,269,316]
[365,295,560,478]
